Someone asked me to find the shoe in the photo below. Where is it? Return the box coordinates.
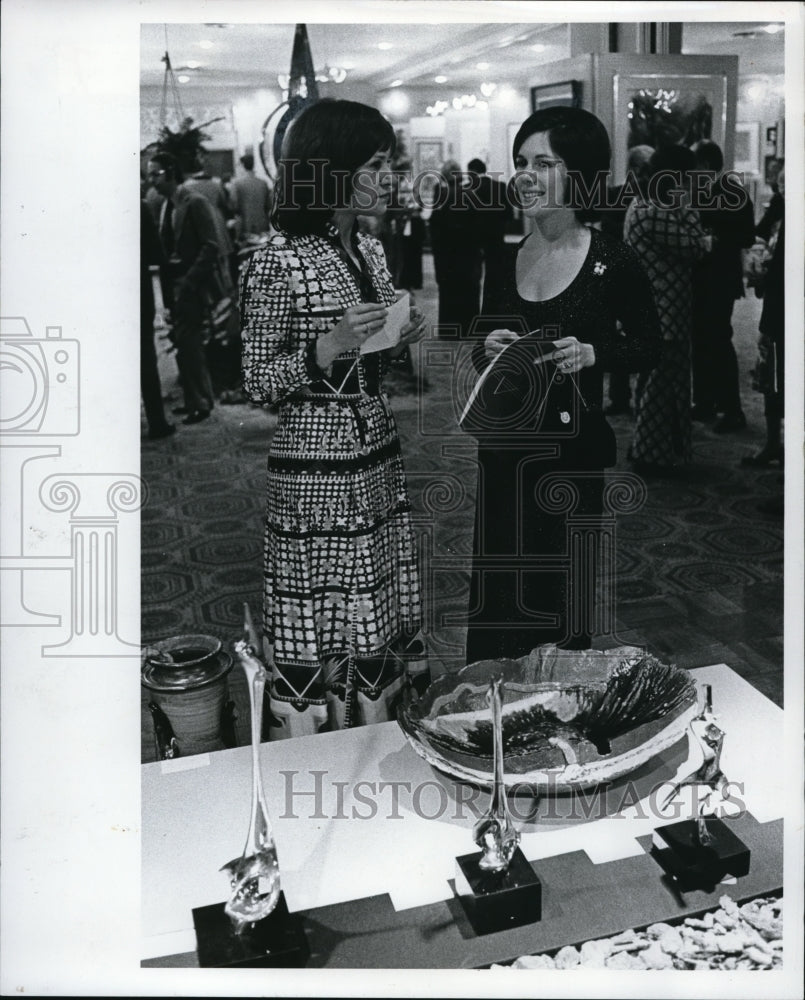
[182,409,210,425]
[740,446,784,468]
[147,424,176,441]
[172,405,189,415]
[690,405,716,422]
[713,412,747,433]
[604,403,632,417]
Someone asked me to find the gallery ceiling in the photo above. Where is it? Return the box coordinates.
[140,19,786,99]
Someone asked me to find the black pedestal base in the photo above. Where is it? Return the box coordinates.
[455,847,542,936]
[192,892,308,968]
[651,818,751,893]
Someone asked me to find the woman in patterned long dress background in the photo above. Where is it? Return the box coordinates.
[241,100,428,738]
[625,146,711,474]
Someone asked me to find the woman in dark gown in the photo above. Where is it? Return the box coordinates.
[464,107,662,664]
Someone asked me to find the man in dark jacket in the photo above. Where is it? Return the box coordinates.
[140,201,175,439]
[466,158,510,292]
[147,152,218,423]
[690,140,757,432]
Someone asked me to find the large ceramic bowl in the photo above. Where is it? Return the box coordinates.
[397,645,698,792]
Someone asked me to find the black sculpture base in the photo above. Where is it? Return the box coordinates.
[454,847,542,936]
[192,892,308,968]
[651,818,751,893]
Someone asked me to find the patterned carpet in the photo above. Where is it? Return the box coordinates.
[141,256,784,760]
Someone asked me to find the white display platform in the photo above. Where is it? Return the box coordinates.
[141,664,784,960]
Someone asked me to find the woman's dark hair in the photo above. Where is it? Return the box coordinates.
[512,107,611,221]
[273,99,396,236]
[692,140,724,173]
[647,144,697,204]
[149,151,183,184]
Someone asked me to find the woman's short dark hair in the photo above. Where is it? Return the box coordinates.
[692,139,724,173]
[273,99,396,236]
[149,151,183,184]
[648,144,697,203]
[512,107,611,222]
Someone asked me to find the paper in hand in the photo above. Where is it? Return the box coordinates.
[360,291,410,354]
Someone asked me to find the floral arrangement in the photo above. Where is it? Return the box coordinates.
[153,115,224,174]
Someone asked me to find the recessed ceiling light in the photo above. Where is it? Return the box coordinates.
[531,43,546,53]
[434,75,447,83]
[177,75,190,84]
[390,79,403,88]
[378,42,393,50]
[476,61,490,70]
[199,40,214,50]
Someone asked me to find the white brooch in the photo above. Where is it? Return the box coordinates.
[593,261,607,276]
[560,411,571,424]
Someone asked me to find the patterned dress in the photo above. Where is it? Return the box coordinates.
[625,201,709,468]
[241,224,423,737]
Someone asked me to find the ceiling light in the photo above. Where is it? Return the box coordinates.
[763,23,784,34]
[531,43,546,53]
[378,42,393,50]
[390,79,403,88]
[199,40,214,50]
[476,61,490,70]
[177,75,190,84]
[185,60,201,69]
[434,75,447,83]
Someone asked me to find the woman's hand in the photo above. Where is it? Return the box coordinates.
[317,302,388,371]
[389,305,428,357]
[552,336,595,373]
[484,329,519,361]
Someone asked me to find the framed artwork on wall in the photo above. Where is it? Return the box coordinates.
[530,80,582,113]
[612,71,729,181]
[734,122,761,176]
[414,139,444,207]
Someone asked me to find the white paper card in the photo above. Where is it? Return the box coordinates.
[360,290,409,354]
[160,753,211,775]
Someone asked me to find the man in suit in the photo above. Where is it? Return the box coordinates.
[147,152,218,423]
[690,140,757,432]
[140,200,175,440]
[231,152,272,239]
[466,157,510,292]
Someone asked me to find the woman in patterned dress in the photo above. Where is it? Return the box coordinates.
[241,100,428,737]
[625,147,711,473]
[464,108,662,663]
